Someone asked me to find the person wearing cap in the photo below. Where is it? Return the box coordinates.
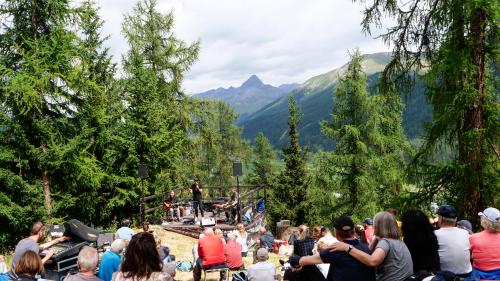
[327,211,413,281]
[247,248,276,281]
[363,218,375,244]
[297,215,375,281]
[434,205,471,277]
[99,239,125,281]
[469,207,500,280]
[457,220,473,235]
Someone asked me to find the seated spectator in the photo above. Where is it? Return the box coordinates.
[192,233,204,265]
[65,247,101,281]
[99,239,125,281]
[214,228,226,244]
[161,262,176,280]
[116,219,134,241]
[469,207,500,280]
[312,226,322,241]
[329,211,413,281]
[457,220,473,235]
[288,229,299,246]
[193,228,227,281]
[401,210,440,274]
[224,232,243,270]
[363,218,375,244]
[258,227,274,250]
[113,232,172,281]
[434,205,471,277]
[0,255,6,275]
[12,251,44,281]
[293,225,315,257]
[247,248,276,281]
[298,215,375,281]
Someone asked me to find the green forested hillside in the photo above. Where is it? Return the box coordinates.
[240,53,431,149]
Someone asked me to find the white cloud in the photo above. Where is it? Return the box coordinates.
[97,0,390,93]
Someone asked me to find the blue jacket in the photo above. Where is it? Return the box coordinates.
[98,251,121,281]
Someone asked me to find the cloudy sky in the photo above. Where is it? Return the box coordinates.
[98,0,390,94]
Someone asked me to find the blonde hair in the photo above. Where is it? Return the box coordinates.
[298,225,309,241]
[214,228,224,238]
[481,216,500,233]
[374,211,400,239]
[236,223,247,236]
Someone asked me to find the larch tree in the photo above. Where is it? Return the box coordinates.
[355,0,499,223]
[121,0,199,202]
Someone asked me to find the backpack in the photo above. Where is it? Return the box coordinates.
[232,272,247,281]
[174,261,193,272]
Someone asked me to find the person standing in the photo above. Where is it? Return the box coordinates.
[10,221,69,279]
[235,223,249,257]
[225,186,240,224]
[190,179,204,221]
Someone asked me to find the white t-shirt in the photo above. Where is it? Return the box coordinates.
[236,232,249,253]
[434,227,472,274]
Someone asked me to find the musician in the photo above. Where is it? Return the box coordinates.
[164,190,182,221]
[10,222,69,278]
[190,179,204,221]
[225,186,240,225]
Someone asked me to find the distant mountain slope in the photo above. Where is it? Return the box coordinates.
[195,75,298,121]
[240,53,431,149]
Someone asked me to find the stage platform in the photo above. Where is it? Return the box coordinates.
[161,211,266,238]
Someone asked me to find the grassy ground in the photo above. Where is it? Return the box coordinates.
[152,225,285,281]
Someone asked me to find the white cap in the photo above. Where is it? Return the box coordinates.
[478,207,500,222]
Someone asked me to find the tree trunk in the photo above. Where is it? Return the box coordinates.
[41,143,52,219]
[460,8,486,226]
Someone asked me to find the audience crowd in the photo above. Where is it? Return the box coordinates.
[3,205,499,281]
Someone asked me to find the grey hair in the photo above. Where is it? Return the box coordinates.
[110,239,126,253]
[78,247,98,272]
[374,211,400,239]
[442,216,457,225]
[481,216,500,233]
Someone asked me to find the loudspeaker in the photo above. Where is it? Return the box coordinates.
[232,162,243,177]
[138,163,148,179]
[64,219,98,242]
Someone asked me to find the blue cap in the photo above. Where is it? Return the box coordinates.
[363,218,373,225]
[457,220,473,234]
[437,205,457,219]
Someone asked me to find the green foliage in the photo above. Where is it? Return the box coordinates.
[309,50,411,223]
[245,133,278,185]
[357,0,499,224]
[268,96,309,227]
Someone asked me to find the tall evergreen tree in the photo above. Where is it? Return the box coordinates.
[356,0,499,223]
[321,51,379,219]
[246,133,278,186]
[121,0,199,201]
[269,96,308,226]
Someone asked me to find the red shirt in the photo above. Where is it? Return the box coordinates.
[224,240,243,269]
[198,233,226,267]
[469,230,500,271]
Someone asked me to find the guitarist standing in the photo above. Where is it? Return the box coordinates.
[190,179,204,221]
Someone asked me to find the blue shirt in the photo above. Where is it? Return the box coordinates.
[116,227,134,240]
[98,251,121,281]
[320,239,376,281]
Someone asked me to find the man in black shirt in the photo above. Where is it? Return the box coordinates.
[190,179,204,220]
[295,216,376,281]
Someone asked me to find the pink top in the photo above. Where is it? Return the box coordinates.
[364,226,375,244]
[469,230,500,271]
[224,240,243,269]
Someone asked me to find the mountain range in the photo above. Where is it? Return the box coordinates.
[195,75,299,121]
[194,52,432,149]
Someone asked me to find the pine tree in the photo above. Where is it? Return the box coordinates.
[320,51,379,220]
[356,0,499,223]
[121,0,199,201]
[247,133,278,186]
[269,96,308,226]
